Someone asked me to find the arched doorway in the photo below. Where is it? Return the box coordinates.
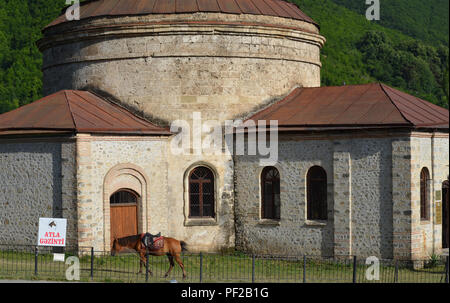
[443,180,449,249]
[110,189,139,246]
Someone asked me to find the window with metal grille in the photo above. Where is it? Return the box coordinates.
[110,189,138,204]
[307,166,327,220]
[261,167,280,220]
[420,167,430,220]
[189,166,215,218]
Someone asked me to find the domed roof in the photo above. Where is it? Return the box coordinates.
[46,0,318,29]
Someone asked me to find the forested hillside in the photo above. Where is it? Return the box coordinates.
[0,0,448,114]
[294,0,449,108]
[328,0,449,45]
[0,0,64,113]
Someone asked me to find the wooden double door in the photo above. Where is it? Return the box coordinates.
[110,190,139,246]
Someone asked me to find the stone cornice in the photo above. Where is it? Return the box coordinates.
[39,21,325,70]
[38,14,326,53]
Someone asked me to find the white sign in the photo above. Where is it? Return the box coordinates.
[37,218,67,247]
[53,253,65,262]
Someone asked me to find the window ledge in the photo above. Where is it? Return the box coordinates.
[305,220,327,227]
[184,218,217,227]
[257,219,281,226]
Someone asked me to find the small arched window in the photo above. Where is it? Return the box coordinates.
[110,189,138,204]
[261,167,280,220]
[420,167,430,220]
[189,166,215,218]
[307,166,327,220]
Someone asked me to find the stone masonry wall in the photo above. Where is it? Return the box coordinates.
[75,134,168,251]
[0,138,77,247]
[165,144,236,252]
[235,138,334,256]
[350,138,393,258]
[75,134,235,252]
[235,133,397,258]
[391,137,412,259]
[410,133,449,260]
[432,135,450,254]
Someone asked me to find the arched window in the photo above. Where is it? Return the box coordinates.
[307,166,327,220]
[110,189,138,204]
[420,167,430,220]
[261,167,280,220]
[189,166,215,218]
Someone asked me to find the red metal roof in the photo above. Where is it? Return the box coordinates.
[0,90,171,135]
[46,0,318,29]
[248,83,449,130]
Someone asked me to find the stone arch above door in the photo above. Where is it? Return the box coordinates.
[103,163,149,251]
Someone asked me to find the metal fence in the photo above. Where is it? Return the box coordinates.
[0,244,448,283]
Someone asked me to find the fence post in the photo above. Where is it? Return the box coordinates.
[303,255,306,283]
[145,253,149,282]
[252,254,255,283]
[446,256,449,284]
[34,246,38,276]
[394,260,399,283]
[352,256,357,283]
[199,252,203,283]
[90,247,94,281]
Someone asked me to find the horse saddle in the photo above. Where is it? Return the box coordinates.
[141,232,164,251]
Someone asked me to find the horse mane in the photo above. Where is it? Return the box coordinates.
[116,234,140,246]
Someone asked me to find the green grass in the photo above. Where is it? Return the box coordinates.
[0,249,447,283]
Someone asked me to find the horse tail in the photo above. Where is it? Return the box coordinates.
[180,241,188,252]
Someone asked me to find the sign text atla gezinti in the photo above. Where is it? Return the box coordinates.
[37,218,67,247]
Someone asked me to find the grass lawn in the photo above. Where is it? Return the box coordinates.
[0,249,447,283]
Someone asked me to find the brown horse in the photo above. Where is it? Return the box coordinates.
[111,234,188,279]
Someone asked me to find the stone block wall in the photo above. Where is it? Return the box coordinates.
[235,133,398,258]
[432,134,450,254]
[75,134,169,251]
[165,146,236,253]
[0,137,77,247]
[234,138,334,256]
[410,133,449,259]
[75,134,235,252]
[349,138,393,258]
[391,137,412,259]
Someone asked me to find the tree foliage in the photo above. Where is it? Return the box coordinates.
[0,0,448,114]
[292,0,449,108]
[328,0,449,46]
[0,0,66,113]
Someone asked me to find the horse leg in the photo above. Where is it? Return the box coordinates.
[164,254,175,278]
[144,254,153,277]
[137,252,144,274]
[174,253,187,279]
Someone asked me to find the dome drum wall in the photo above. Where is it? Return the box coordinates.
[39,13,325,123]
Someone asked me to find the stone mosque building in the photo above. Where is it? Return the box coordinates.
[0,0,449,261]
